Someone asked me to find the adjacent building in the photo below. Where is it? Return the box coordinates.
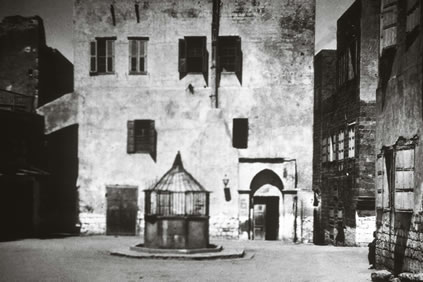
[375,0,423,275]
[0,15,77,238]
[73,0,315,241]
[313,0,380,246]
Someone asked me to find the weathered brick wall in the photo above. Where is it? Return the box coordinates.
[375,1,423,273]
[74,0,315,240]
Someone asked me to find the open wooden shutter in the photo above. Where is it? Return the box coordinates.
[178,39,187,79]
[235,37,242,85]
[127,120,135,154]
[394,146,415,211]
[106,39,114,72]
[380,0,398,52]
[376,154,384,208]
[90,41,97,73]
[148,120,156,162]
[201,37,209,86]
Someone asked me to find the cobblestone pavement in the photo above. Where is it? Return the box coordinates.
[0,236,372,282]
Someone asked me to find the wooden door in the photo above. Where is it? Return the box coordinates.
[106,186,138,236]
[253,204,266,240]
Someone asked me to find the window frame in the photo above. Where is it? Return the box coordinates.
[128,37,149,75]
[90,37,116,75]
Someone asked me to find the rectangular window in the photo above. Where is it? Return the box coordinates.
[348,126,355,158]
[406,0,421,46]
[178,36,208,83]
[127,120,157,161]
[394,146,415,211]
[218,36,242,84]
[232,118,248,149]
[380,0,398,51]
[329,134,336,162]
[322,137,328,163]
[337,130,344,160]
[90,37,116,74]
[129,38,148,74]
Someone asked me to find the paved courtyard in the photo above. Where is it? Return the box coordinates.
[0,236,372,282]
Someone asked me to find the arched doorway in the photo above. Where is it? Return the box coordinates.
[250,169,284,240]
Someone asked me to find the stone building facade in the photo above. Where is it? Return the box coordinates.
[375,0,423,275]
[0,15,73,110]
[313,0,380,246]
[72,0,315,241]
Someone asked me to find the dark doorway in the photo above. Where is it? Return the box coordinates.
[106,186,138,236]
[253,196,279,240]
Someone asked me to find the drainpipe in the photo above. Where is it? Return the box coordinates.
[210,0,221,108]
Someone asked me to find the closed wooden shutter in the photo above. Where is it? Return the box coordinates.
[376,154,384,208]
[90,41,97,73]
[148,120,156,162]
[127,120,135,154]
[394,146,415,211]
[235,37,242,85]
[380,0,398,51]
[233,118,248,149]
[106,39,114,72]
[178,39,187,79]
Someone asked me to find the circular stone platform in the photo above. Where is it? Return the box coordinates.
[110,244,246,260]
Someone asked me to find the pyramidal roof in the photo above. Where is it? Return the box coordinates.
[148,152,208,193]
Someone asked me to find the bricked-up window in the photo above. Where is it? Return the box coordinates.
[129,37,148,74]
[90,37,116,74]
[337,130,345,160]
[232,118,248,149]
[179,36,208,84]
[127,120,157,161]
[406,0,421,47]
[218,36,242,84]
[394,145,415,211]
[380,0,398,52]
[348,126,355,158]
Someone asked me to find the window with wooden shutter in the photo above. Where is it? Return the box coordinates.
[129,37,148,74]
[218,36,242,84]
[127,120,157,161]
[233,118,248,149]
[380,0,398,51]
[178,37,208,83]
[406,0,421,46]
[394,145,415,211]
[376,154,384,208]
[90,37,116,74]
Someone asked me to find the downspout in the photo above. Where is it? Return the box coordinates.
[210,0,221,108]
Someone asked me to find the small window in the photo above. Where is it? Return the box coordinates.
[380,0,398,52]
[218,36,242,84]
[127,120,157,161]
[129,38,148,74]
[178,36,208,84]
[337,130,344,160]
[322,137,328,163]
[348,126,355,158]
[90,37,116,74]
[232,118,248,149]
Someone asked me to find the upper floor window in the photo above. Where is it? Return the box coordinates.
[348,126,355,158]
[127,119,157,161]
[90,37,116,74]
[337,130,345,160]
[337,40,358,87]
[406,0,421,47]
[129,37,148,74]
[179,36,208,83]
[232,118,248,149]
[380,0,398,52]
[218,36,242,84]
